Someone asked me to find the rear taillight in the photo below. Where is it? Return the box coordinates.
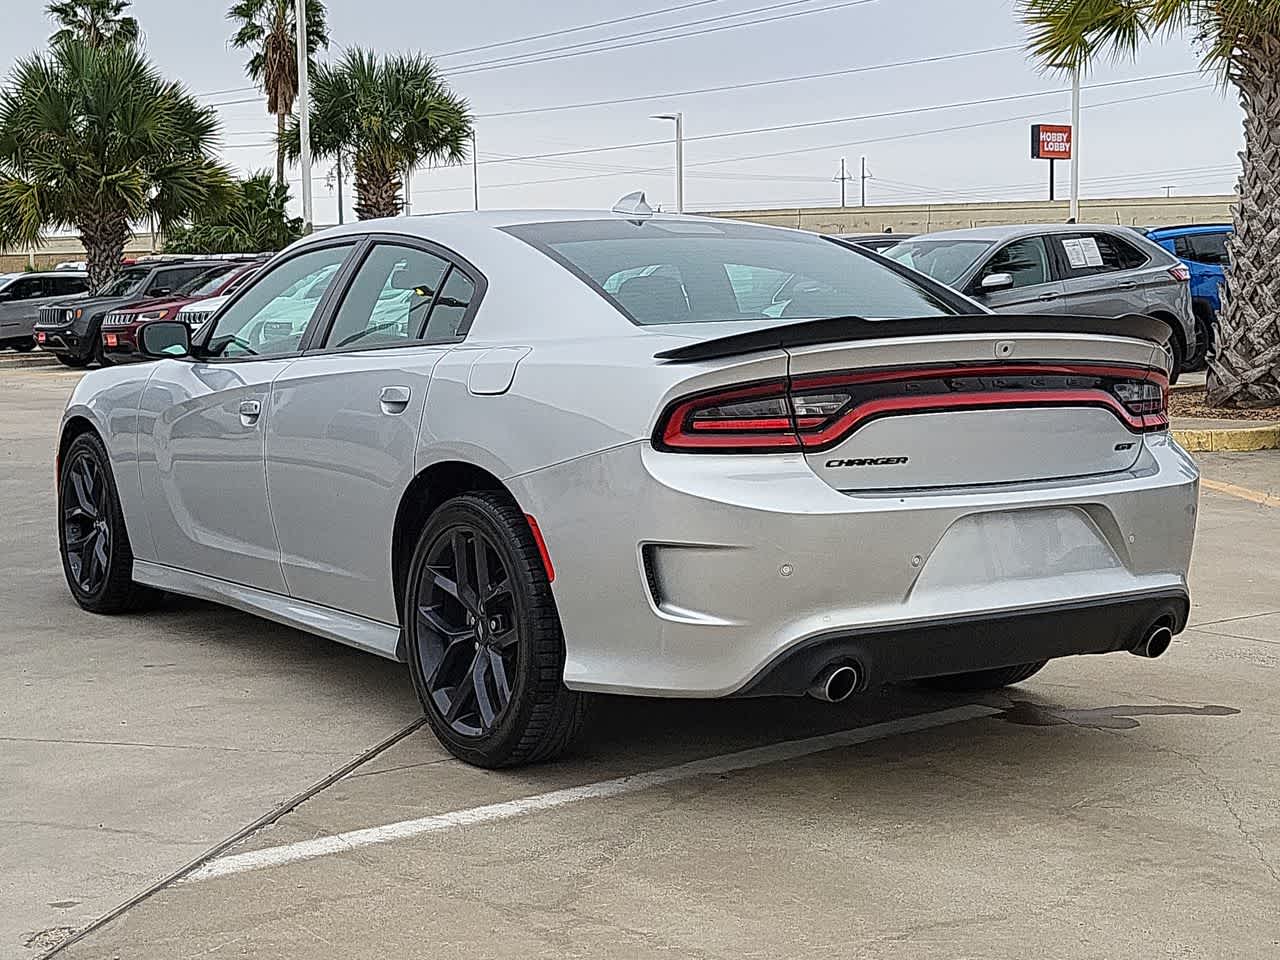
[1168,265,1190,282]
[654,363,1168,453]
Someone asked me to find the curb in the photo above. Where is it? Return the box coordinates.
[1173,422,1280,452]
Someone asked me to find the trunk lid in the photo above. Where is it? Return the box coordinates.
[786,330,1165,491]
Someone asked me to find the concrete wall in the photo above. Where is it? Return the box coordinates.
[704,194,1236,235]
[0,234,159,273]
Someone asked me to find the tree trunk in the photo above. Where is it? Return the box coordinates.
[276,111,286,187]
[1209,38,1280,407]
[353,154,402,220]
[78,213,130,295]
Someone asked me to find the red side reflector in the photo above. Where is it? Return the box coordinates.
[36,332,46,343]
[525,515,555,583]
[104,334,118,347]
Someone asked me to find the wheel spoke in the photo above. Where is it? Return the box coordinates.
[93,533,109,578]
[69,463,96,518]
[417,603,472,644]
[475,538,492,606]
[488,649,511,709]
[445,649,483,723]
[452,531,480,613]
[472,652,497,729]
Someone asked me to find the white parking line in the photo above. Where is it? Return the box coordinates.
[187,704,998,882]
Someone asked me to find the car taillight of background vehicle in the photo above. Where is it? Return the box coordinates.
[655,363,1170,453]
[1168,265,1191,282]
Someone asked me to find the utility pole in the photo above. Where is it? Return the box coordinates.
[1069,68,1081,222]
[834,157,852,208]
[402,168,412,215]
[472,131,479,211]
[860,156,869,207]
[295,0,312,234]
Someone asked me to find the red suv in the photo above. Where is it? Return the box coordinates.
[100,260,264,362]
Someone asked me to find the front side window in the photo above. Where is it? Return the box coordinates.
[5,277,45,300]
[99,270,148,298]
[204,244,354,359]
[979,237,1051,289]
[323,244,449,349]
[506,218,962,325]
[885,238,994,287]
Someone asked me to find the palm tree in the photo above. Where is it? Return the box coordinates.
[1020,0,1279,408]
[0,40,233,292]
[228,0,329,187]
[48,0,139,47]
[290,48,472,220]
[165,172,303,254]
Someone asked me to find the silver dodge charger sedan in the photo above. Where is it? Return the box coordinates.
[57,201,1199,767]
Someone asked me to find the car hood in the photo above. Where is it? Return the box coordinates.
[111,295,194,316]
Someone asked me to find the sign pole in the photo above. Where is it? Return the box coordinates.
[1069,69,1081,222]
[1049,158,1055,202]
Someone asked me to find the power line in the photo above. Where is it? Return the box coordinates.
[473,71,1202,168]
[434,0,731,59]
[477,43,1022,118]
[447,0,880,77]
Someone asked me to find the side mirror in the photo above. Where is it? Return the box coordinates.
[138,320,191,359]
[979,272,1015,293]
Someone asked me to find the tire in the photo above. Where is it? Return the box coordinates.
[57,353,90,368]
[58,432,155,614]
[1185,303,1214,372]
[919,661,1047,692]
[405,491,585,768]
[1166,333,1183,385]
[92,336,110,367]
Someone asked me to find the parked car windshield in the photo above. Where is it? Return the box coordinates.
[885,238,994,286]
[504,218,963,324]
[179,266,240,299]
[99,269,149,298]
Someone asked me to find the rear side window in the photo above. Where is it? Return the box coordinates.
[1055,234,1149,277]
[504,218,961,325]
[1174,232,1229,266]
[51,276,88,295]
[323,243,450,349]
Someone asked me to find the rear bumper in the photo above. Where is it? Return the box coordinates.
[735,589,1188,696]
[511,432,1199,698]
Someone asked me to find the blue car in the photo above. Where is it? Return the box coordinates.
[1143,223,1231,370]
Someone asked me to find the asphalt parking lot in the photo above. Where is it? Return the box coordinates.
[3,352,1279,959]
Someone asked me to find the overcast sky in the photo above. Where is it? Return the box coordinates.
[1,0,1244,223]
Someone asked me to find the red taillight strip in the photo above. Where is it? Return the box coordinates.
[660,379,796,450]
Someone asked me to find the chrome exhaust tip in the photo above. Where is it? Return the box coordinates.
[807,664,860,703]
[1132,622,1174,659]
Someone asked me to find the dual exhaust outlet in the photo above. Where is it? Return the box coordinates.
[804,618,1175,703]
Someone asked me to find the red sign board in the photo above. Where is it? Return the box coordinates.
[1031,124,1072,160]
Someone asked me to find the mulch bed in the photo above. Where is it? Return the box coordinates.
[1169,387,1280,422]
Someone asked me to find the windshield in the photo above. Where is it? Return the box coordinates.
[885,239,994,286]
[504,218,961,325]
[180,265,238,298]
[99,270,148,298]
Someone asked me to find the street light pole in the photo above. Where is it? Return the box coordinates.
[472,131,479,211]
[1069,68,1081,222]
[295,0,312,234]
[652,112,684,213]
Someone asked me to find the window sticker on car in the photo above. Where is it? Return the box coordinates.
[1079,237,1103,267]
[1061,238,1087,268]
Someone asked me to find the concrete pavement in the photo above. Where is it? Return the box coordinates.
[3,363,1278,959]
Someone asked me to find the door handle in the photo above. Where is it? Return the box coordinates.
[1037,292,1060,301]
[238,399,261,426]
[379,384,412,414]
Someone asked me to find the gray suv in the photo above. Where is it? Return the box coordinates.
[885,224,1195,373]
[0,271,89,351]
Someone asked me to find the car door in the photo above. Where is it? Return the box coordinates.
[265,237,482,624]
[965,236,1065,314]
[137,241,359,592]
[1049,232,1149,317]
[0,275,46,339]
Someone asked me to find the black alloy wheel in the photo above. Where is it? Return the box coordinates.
[417,524,520,737]
[62,450,112,596]
[58,432,153,613]
[406,492,585,767]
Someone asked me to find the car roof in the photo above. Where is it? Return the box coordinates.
[1144,223,1233,237]
[5,270,87,278]
[900,223,1147,243]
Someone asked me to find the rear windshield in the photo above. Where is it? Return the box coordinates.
[885,238,994,286]
[503,218,961,325]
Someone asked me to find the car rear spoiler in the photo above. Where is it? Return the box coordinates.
[654,314,1172,363]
